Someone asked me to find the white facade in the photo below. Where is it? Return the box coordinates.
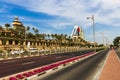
[71,25,85,40]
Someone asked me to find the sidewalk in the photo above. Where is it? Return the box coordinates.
[99,49,120,80]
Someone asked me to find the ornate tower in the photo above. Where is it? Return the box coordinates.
[12,17,24,29]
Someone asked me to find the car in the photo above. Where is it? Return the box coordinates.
[28,48,38,53]
[10,50,25,54]
[10,50,19,54]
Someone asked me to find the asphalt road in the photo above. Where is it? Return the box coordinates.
[39,49,109,80]
[0,49,94,78]
[115,49,120,59]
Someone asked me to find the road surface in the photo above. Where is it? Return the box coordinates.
[0,49,94,78]
[39,49,109,80]
[115,49,120,59]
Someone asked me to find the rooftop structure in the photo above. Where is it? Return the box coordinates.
[71,25,85,42]
[12,17,24,29]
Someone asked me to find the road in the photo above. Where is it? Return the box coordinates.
[0,49,94,78]
[39,49,109,80]
[115,49,120,59]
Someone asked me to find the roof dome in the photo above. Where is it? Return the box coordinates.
[12,17,23,26]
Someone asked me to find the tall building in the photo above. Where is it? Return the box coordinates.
[71,25,85,42]
[12,17,24,29]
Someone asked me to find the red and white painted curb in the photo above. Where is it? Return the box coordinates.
[1,51,98,80]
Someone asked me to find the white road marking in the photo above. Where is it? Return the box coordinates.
[3,60,17,63]
[22,62,35,65]
[55,57,61,58]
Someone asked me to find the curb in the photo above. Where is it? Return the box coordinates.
[1,51,99,80]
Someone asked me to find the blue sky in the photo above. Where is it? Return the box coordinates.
[0,0,120,44]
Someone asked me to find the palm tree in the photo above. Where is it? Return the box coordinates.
[41,33,46,40]
[5,23,11,29]
[0,25,3,36]
[60,34,64,40]
[26,26,30,31]
[32,27,35,30]
[51,34,55,39]
[0,25,3,30]
[64,34,68,39]
[47,34,50,39]
[34,29,39,34]
[32,27,35,34]
[54,34,58,39]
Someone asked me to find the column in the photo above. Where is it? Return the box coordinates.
[12,41,15,45]
[0,40,2,45]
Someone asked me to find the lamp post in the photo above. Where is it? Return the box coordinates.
[100,32,105,46]
[87,15,96,52]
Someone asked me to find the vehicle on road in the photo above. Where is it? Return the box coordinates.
[10,50,25,54]
[28,48,38,53]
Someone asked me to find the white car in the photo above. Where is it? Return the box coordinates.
[29,48,38,53]
[10,50,19,54]
[10,50,25,54]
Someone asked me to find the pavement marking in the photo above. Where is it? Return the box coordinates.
[97,50,110,80]
[3,60,17,63]
[55,56,61,58]
[22,61,35,65]
[41,56,48,58]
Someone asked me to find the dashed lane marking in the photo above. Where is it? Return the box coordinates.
[21,61,35,65]
[55,57,61,58]
[3,60,17,63]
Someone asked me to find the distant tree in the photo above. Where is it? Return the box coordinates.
[26,26,30,31]
[0,25,3,30]
[32,27,35,34]
[34,29,39,34]
[47,34,50,39]
[113,36,120,47]
[0,26,3,34]
[27,32,35,39]
[64,34,68,39]
[51,34,54,39]
[24,26,30,34]
[32,27,35,30]
[5,23,11,29]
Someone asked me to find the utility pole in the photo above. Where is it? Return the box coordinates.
[100,32,105,45]
[105,36,111,48]
[87,15,96,52]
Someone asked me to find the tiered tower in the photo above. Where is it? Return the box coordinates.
[12,17,24,29]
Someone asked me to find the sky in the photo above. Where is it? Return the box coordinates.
[0,0,120,44]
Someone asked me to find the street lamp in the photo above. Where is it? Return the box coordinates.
[100,32,105,46]
[87,15,96,52]
[25,28,27,49]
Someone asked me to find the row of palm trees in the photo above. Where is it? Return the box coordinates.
[2,23,100,47]
[0,23,72,42]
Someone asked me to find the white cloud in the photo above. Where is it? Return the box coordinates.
[3,0,120,27]
[2,0,120,44]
